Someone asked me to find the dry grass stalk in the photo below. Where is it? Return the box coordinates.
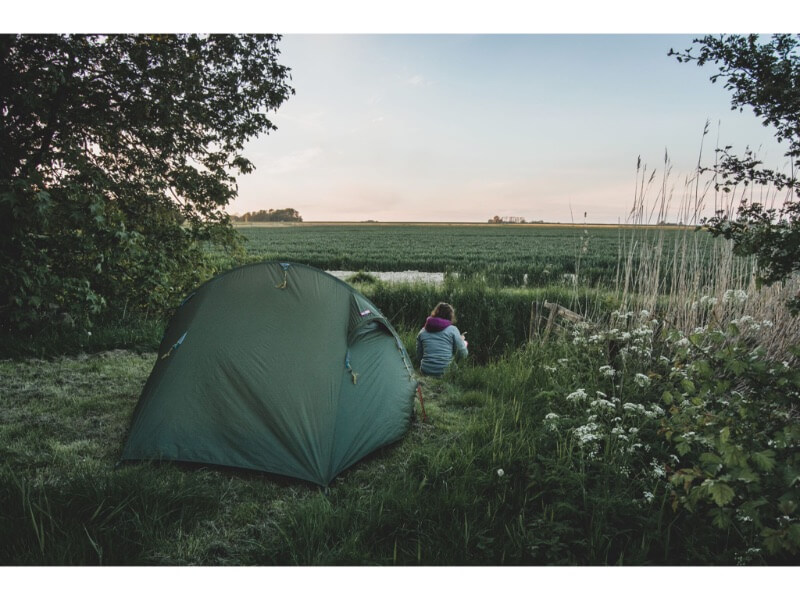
[615,150,800,360]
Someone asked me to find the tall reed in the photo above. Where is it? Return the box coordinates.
[614,143,800,358]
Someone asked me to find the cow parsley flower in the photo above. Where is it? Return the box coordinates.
[634,373,651,387]
[574,422,601,445]
[723,289,748,305]
[590,398,616,411]
[650,459,666,478]
[599,365,616,378]
[566,389,588,402]
[699,295,717,308]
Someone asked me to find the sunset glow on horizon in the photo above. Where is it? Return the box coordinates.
[231,34,791,224]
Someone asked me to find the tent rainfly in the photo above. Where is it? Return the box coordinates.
[120,262,418,487]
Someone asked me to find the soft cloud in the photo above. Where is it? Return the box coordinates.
[405,74,429,87]
[265,147,322,175]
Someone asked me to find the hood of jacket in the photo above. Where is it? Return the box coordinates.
[424,316,452,333]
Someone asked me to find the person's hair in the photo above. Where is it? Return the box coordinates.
[431,302,455,322]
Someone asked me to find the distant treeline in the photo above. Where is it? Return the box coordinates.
[232,208,303,222]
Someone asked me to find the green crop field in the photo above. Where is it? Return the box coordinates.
[224,223,717,288]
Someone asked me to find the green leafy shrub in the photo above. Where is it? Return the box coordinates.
[658,326,800,562]
[345,270,379,285]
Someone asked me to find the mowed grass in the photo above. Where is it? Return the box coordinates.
[0,338,695,566]
[6,328,775,566]
[0,349,513,565]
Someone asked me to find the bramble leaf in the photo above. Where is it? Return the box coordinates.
[708,481,736,507]
[751,450,777,472]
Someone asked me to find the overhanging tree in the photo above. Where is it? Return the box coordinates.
[0,34,294,331]
[669,34,800,313]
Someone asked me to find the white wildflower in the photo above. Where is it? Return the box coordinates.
[723,289,748,305]
[574,422,601,445]
[599,365,616,378]
[590,398,616,411]
[544,413,559,420]
[497,468,505,477]
[611,310,633,320]
[699,295,717,308]
[650,459,666,478]
[643,491,655,504]
[634,373,651,387]
[543,365,557,373]
[566,389,588,402]
[627,442,644,454]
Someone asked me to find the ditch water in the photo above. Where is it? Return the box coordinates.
[327,270,445,285]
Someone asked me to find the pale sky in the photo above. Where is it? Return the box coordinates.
[231,33,791,224]
[9,3,794,224]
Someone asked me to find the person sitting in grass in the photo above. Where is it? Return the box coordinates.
[416,302,468,377]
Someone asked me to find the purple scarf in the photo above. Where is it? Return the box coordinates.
[424,317,452,332]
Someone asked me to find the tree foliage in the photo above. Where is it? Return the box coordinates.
[669,34,800,312]
[233,208,303,222]
[0,34,294,331]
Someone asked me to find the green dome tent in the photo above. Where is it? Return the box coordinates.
[120,262,418,487]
